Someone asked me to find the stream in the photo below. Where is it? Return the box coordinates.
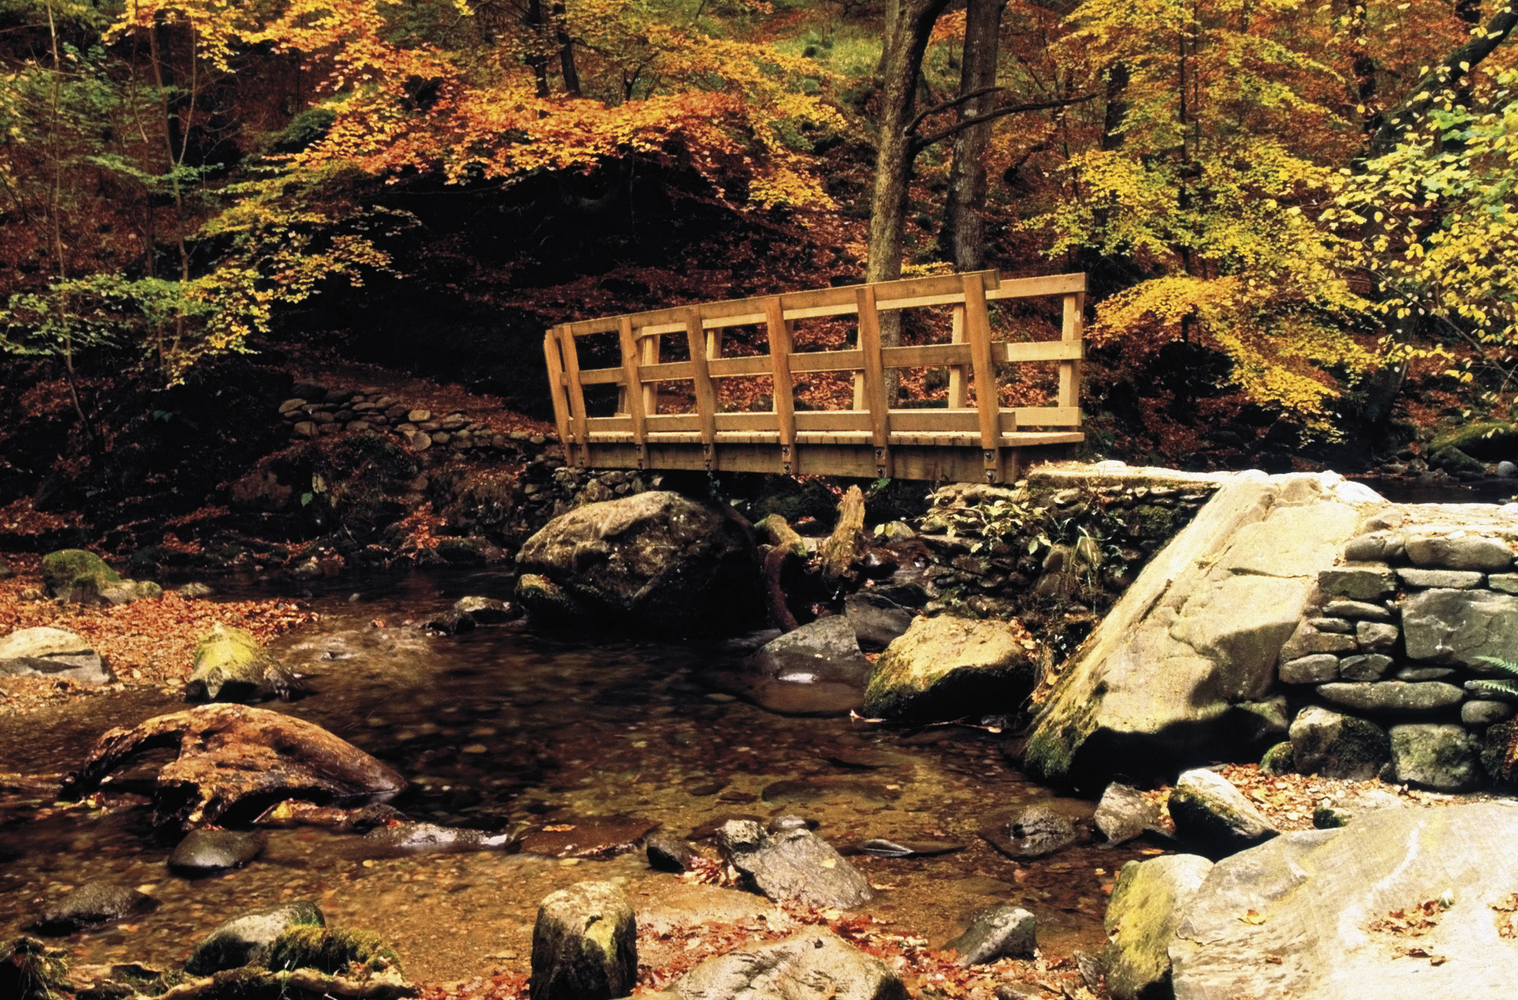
[0,569,1152,985]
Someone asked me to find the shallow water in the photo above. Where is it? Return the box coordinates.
[0,571,1147,983]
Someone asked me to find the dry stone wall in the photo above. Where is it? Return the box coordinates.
[1279,506,1518,790]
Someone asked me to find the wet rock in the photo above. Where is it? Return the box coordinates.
[0,627,111,685]
[1094,783,1159,845]
[185,624,302,703]
[28,883,156,934]
[515,491,761,634]
[1388,723,1485,791]
[168,829,267,875]
[359,822,515,856]
[1101,854,1213,1000]
[58,704,407,829]
[862,615,1036,721]
[645,834,703,872]
[711,616,873,716]
[1167,769,1277,858]
[454,595,521,624]
[673,928,906,1000]
[1288,706,1389,781]
[530,881,637,1000]
[184,900,325,974]
[1462,699,1515,726]
[843,592,915,651]
[1170,803,1518,1000]
[1007,804,1080,857]
[716,819,874,910]
[944,905,1036,966]
[518,817,659,859]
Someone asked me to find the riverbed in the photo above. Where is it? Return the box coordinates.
[0,570,1150,986]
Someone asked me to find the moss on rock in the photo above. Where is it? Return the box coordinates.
[40,549,121,599]
[265,926,401,976]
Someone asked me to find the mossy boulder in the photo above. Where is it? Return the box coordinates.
[265,925,401,976]
[186,625,301,703]
[1430,420,1518,461]
[41,548,120,600]
[1102,854,1214,1000]
[530,881,637,1000]
[185,901,325,975]
[862,615,1036,721]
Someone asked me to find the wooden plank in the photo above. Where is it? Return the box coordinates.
[578,367,623,386]
[558,325,591,467]
[543,329,573,452]
[635,360,696,383]
[715,412,781,431]
[948,304,968,408]
[706,355,773,379]
[962,273,1002,480]
[683,307,718,465]
[890,409,981,432]
[856,284,891,475]
[1006,406,1082,428]
[765,299,799,475]
[998,341,1085,363]
[1059,291,1085,416]
[789,349,866,375]
[794,411,872,431]
[618,316,648,465]
[647,414,701,432]
[985,272,1087,300]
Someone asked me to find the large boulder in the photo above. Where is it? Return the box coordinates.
[515,491,761,634]
[1288,705,1389,780]
[530,881,637,1000]
[185,624,301,702]
[40,548,159,604]
[1023,473,1377,791]
[0,627,111,685]
[1167,769,1277,858]
[862,615,1036,721]
[1170,802,1518,1000]
[672,928,906,1000]
[58,704,407,829]
[1102,854,1214,1000]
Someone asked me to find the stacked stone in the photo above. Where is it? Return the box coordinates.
[277,383,552,456]
[1278,524,1518,791]
[916,481,1215,618]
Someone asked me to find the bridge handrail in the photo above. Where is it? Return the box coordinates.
[543,269,1086,480]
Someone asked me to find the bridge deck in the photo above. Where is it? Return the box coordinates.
[543,270,1086,483]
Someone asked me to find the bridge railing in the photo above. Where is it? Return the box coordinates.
[543,269,1086,482]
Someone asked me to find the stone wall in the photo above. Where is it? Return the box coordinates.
[1278,506,1518,790]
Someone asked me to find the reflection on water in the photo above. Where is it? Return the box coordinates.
[0,571,1144,982]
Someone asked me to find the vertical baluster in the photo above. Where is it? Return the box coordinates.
[683,308,718,469]
[856,285,893,477]
[1060,287,1086,422]
[948,303,969,408]
[543,327,572,457]
[558,325,591,468]
[764,297,798,475]
[962,274,1003,481]
[618,316,648,469]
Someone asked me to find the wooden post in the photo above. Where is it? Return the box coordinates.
[640,333,660,416]
[856,285,893,477]
[947,303,969,408]
[558,325,591,468]
[962,274,1003,481]
[542,329,572,456]
[1060,288,1085,422]
[764,297,798,475]
[683,307,719,469]
[618,316,648,468]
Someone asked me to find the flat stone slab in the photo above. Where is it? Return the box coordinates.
[1171,802,1518,1000]
[1315,681,1464,715]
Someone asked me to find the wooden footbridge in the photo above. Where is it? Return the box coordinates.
[542,270,1086,483]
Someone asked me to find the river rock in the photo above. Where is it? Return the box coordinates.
[530,881,637,1000]
[1094,783,1159,845]
[1168,769,1277,858]
[646,834,704,872]
[1023,473,1373,790]
[514,491,761,634]
[1337,653,1393,681]
[1388,723,1484,791]
[184,900,325,974]
[985,803,1081,858]
[1315,680,1465,716]
[1400,587,1518,668]
[58,704,407,829]
[0,627,111,685]
[1461,698,1515,726]
[1169,802,1518,1000]
[1288,706,1389,780]
[169,829,267,875]
[862,615,1036,721]
[672,928,907,1000]
[844,592,915,651]
[710,616,873,715]
[40,548,121,601]
[454,595,521,624]
[28,883,157,934]
[359,821,515,856]
[716,819,873,910]
[1102,854,1214,1000]
[944,905,1036,966]
[185,624,302,702]
[1278,653,1338,684]
[518,816,659,859]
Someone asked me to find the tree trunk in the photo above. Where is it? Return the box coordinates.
[939,0,1006,272]
[525,0,550,98]
[551,0,580,97]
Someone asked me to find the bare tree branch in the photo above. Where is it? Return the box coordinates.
[911,93,1095,154]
